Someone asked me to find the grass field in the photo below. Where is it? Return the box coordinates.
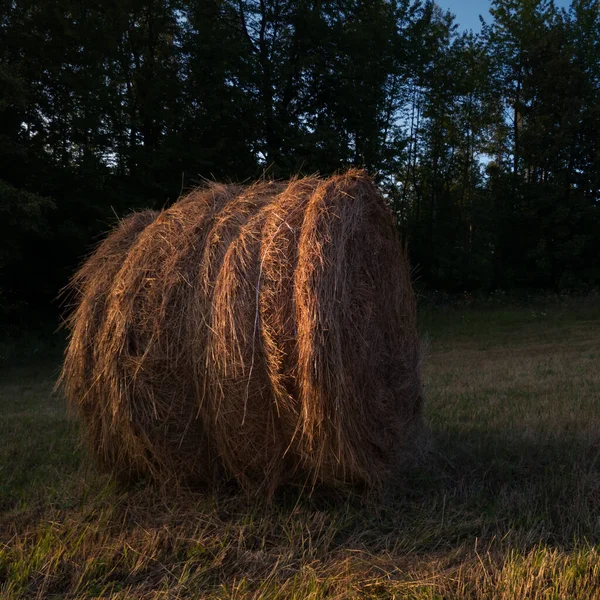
[1,302,600,599]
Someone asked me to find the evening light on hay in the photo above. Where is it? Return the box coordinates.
[59,170,424,494]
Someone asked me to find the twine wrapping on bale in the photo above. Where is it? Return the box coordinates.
[60,170,425,494]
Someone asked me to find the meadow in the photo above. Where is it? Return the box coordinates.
[1,300,600,599]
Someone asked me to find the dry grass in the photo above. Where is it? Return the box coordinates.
[59,170,424,493]
[1,302,600,598]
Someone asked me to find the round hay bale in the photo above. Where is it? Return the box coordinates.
[60,170,425,493]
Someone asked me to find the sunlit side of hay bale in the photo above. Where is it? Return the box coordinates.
[60,170,424,494]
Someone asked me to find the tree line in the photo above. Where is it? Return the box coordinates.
[1,0,599,319]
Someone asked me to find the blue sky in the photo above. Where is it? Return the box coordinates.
[438,0,572,32]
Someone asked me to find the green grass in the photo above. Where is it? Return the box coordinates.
[1,302,600,598]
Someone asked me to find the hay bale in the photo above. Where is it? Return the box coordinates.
[60,170,424,493]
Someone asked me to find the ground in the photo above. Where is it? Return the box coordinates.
[1,301,600,599]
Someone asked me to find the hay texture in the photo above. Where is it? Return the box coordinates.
[60,170,424,494]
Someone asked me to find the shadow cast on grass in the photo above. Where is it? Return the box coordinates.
[3,423,600,598]
[364,426,600,551]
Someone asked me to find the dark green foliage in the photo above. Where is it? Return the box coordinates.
[1,0,599,319]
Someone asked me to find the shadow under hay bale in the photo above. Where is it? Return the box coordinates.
[60,170,425,495]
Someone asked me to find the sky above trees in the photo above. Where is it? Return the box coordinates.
[442,0,572,31]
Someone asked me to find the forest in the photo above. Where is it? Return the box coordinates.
[1,0,599,321]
